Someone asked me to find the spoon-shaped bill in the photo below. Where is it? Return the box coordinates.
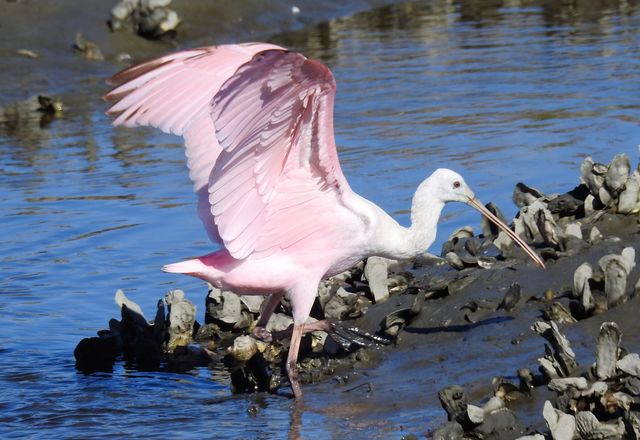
[466,197,545,269]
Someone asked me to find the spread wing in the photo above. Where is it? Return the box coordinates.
[105,44,361,260]
[104,43,282,242]
[209,50,358,259]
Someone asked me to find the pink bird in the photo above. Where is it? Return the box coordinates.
[105,43,545,398]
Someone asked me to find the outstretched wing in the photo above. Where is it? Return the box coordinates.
[104,43,283,242]
[209,50,359,259]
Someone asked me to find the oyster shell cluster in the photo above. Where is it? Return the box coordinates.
[441,153,640,268]
[108,0,181,39]
[433,321,640,439]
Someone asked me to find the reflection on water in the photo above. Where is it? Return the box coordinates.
[1,0,640,438]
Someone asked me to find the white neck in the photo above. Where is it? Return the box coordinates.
[372,176,444,260]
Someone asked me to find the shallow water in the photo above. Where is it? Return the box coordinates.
[1,0,640,438]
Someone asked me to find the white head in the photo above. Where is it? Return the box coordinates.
[429,168,475,203]
[417,168,545,269]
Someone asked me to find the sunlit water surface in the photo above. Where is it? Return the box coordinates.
[2,0,640,438]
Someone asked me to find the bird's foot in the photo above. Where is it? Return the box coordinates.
[251,326,273,343]
[326,321,392,350]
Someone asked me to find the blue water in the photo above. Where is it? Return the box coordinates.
[2,0,640,438]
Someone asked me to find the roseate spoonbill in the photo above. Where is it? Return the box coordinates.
[104,43,545,399]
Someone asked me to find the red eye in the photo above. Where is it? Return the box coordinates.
[453,181,461,189]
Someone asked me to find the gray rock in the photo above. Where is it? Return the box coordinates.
[467,404,484,424]
[474,408,523,438]
[535,208,563,249]
[513,182,545,208]
[574,262,593,298]
[575,410,625,440]
[448,226,474,242]
[165,289,196,352]
[115,289,146,322]
[240,295,264,314]
[548,377,589,392]
[323,287,360,320]
[584,194,596,216]
[618,171,640,214]
[605,153,631,195]
[534,320,578,377]
[596,322,622,380]
[589,226,603,244]
[438,385,468,423]
[265,313,293,333]
[600,257,629,308]
[227,335,260,362]
[432,421,464,440]
[206,286,252,330]
[565,223,583,239]
[109,0,181,39]
[482,396,506,414]
[599,186,613,205]
[580,157,606,196]
[543,400,576,440]
[617,353,640,377]
[445,252,465,270]
[363,256,389,303]
[580,381,608,398]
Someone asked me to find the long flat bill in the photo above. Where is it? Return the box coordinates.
[467,197,545,269]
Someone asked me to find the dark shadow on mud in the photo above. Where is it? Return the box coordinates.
[404,315,514,335]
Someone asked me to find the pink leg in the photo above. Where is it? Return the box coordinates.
[285,282,320,399]
[271,320,331,340]
[251,293,283,342]
[287,323,304,399]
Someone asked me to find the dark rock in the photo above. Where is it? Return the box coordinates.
[534,321,578,379]
[473,408,524,438]
[380,290,426,337]
[74,333,119,372]
[438,385,469,425]
[547,184,590,217]
[513,182,545,208]
[498,283,522,312]
[480,202,509,237]
[73,32,104,60]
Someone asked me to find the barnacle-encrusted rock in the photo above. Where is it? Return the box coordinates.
[165,289,196,352]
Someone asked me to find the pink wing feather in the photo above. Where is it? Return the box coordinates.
[105,44,357,260]
[104,43,282,243]
[209,50,356,259]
